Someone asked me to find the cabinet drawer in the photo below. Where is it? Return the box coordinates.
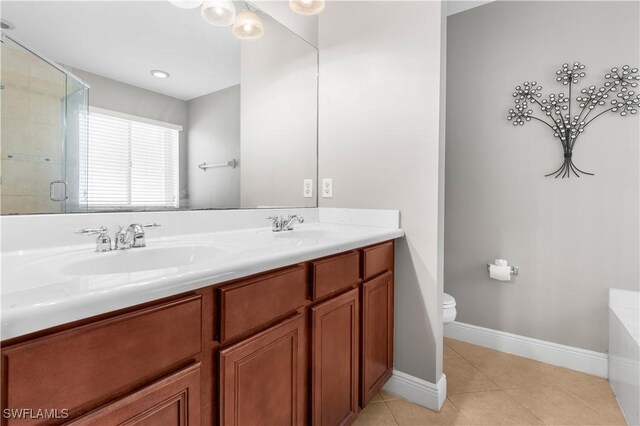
[2,295,202,425]
[68,363,201,426]
[312,251,360,300]
[362,241,394,280]
[220,266,307,343]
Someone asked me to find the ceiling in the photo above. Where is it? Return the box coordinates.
[2,1,241,100]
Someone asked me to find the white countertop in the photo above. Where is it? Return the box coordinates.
[1,222,403,341]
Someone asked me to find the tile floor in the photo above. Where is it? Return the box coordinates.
[354,338,627,425]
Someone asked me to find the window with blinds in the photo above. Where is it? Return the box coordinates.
[79,109,180,209]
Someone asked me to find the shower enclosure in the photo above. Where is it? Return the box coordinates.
[1,31,88,214]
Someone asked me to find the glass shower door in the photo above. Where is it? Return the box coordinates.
[0,32,87,214]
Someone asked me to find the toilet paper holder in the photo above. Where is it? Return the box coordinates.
[486,263,519,276]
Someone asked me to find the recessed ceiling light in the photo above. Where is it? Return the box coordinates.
[150,70,170,79]
[1,19,15,30]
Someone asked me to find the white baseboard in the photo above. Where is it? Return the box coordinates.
[383,370,446,411]
[444,321,608,378]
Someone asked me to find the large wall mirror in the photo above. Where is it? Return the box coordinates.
[0,1,318,214]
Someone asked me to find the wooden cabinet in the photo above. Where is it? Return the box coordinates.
[311,252,360,300]
[2,295,202,425]
[219,265,307,343]
[361,271,394,406]
[362,241,394,281]
[1,240,395,426]
[311,288,359,426]
[68,364,202,426]
[219,314,306,426]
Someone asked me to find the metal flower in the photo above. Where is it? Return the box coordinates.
[507,102,534,126]
[611,90,639,116]
[508,62,639,178]
[556,62,586,85]
[513,81,543,104]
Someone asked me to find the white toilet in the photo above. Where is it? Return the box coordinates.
[443,293,457,324]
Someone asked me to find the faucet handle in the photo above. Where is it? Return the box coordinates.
[267,216,283,232]
[141,223,161,229]
[75,227,111,252]
[75,226,108,236]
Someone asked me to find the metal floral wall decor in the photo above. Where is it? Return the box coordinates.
[507,63,639,178]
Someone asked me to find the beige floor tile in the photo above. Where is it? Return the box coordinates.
[444,343,463,360]
[353,401,398,425]
[370,391,383,402]
[541,364,611,392]
[552,375,626,425]
[513,361,626,424]
[464,352,553,389]
[444,339,504,360]
[448,390,543,425]
[353,340,627,425]
[386,398,470,425]
[444,356,501,394]
[505,385,611,425]
[380,390,401,401]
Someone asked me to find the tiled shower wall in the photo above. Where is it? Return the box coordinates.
[1,38,65,214]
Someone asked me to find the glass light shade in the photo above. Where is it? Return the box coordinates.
[201,0,236,26]
[232,10,264,40]
[289,0,324,15]
[168,0,203,9]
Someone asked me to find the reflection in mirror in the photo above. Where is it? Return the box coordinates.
[0,1,318,214]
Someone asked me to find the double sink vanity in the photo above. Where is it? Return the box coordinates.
[1,208,403,425]
[0,2,402,423]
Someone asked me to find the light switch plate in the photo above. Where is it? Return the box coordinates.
[322,178,333,198]
[303,179,313,198]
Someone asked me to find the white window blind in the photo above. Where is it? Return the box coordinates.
[80,109,180,209]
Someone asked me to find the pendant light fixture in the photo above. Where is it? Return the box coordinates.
[289,0,325,16]
[169,0,203,9]
[232,6,264,40]
[201,0,236,26]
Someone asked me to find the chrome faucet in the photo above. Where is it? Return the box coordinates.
[267,215,304,232]
[76,223,161,251]
[115,223,161,249]
[282,214,304,231]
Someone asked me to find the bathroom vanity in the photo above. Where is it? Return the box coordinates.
[0,2,401,422]
[1,212,402,426]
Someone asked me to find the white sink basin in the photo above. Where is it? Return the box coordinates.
[59,245,229,275]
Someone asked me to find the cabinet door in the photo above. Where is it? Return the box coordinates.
[69,363,201,426]
[361,271,394,406]
[219,314,305,426]
[311,288,359,426]
[2,295,202,426]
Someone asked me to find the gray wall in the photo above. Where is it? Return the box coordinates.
[187,85,241,209]
[240,13,318,208]
[69,68,190,206]
[318,1,446,383]
[445,1,639,353]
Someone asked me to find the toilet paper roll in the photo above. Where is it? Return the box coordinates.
[489,264,511,281]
